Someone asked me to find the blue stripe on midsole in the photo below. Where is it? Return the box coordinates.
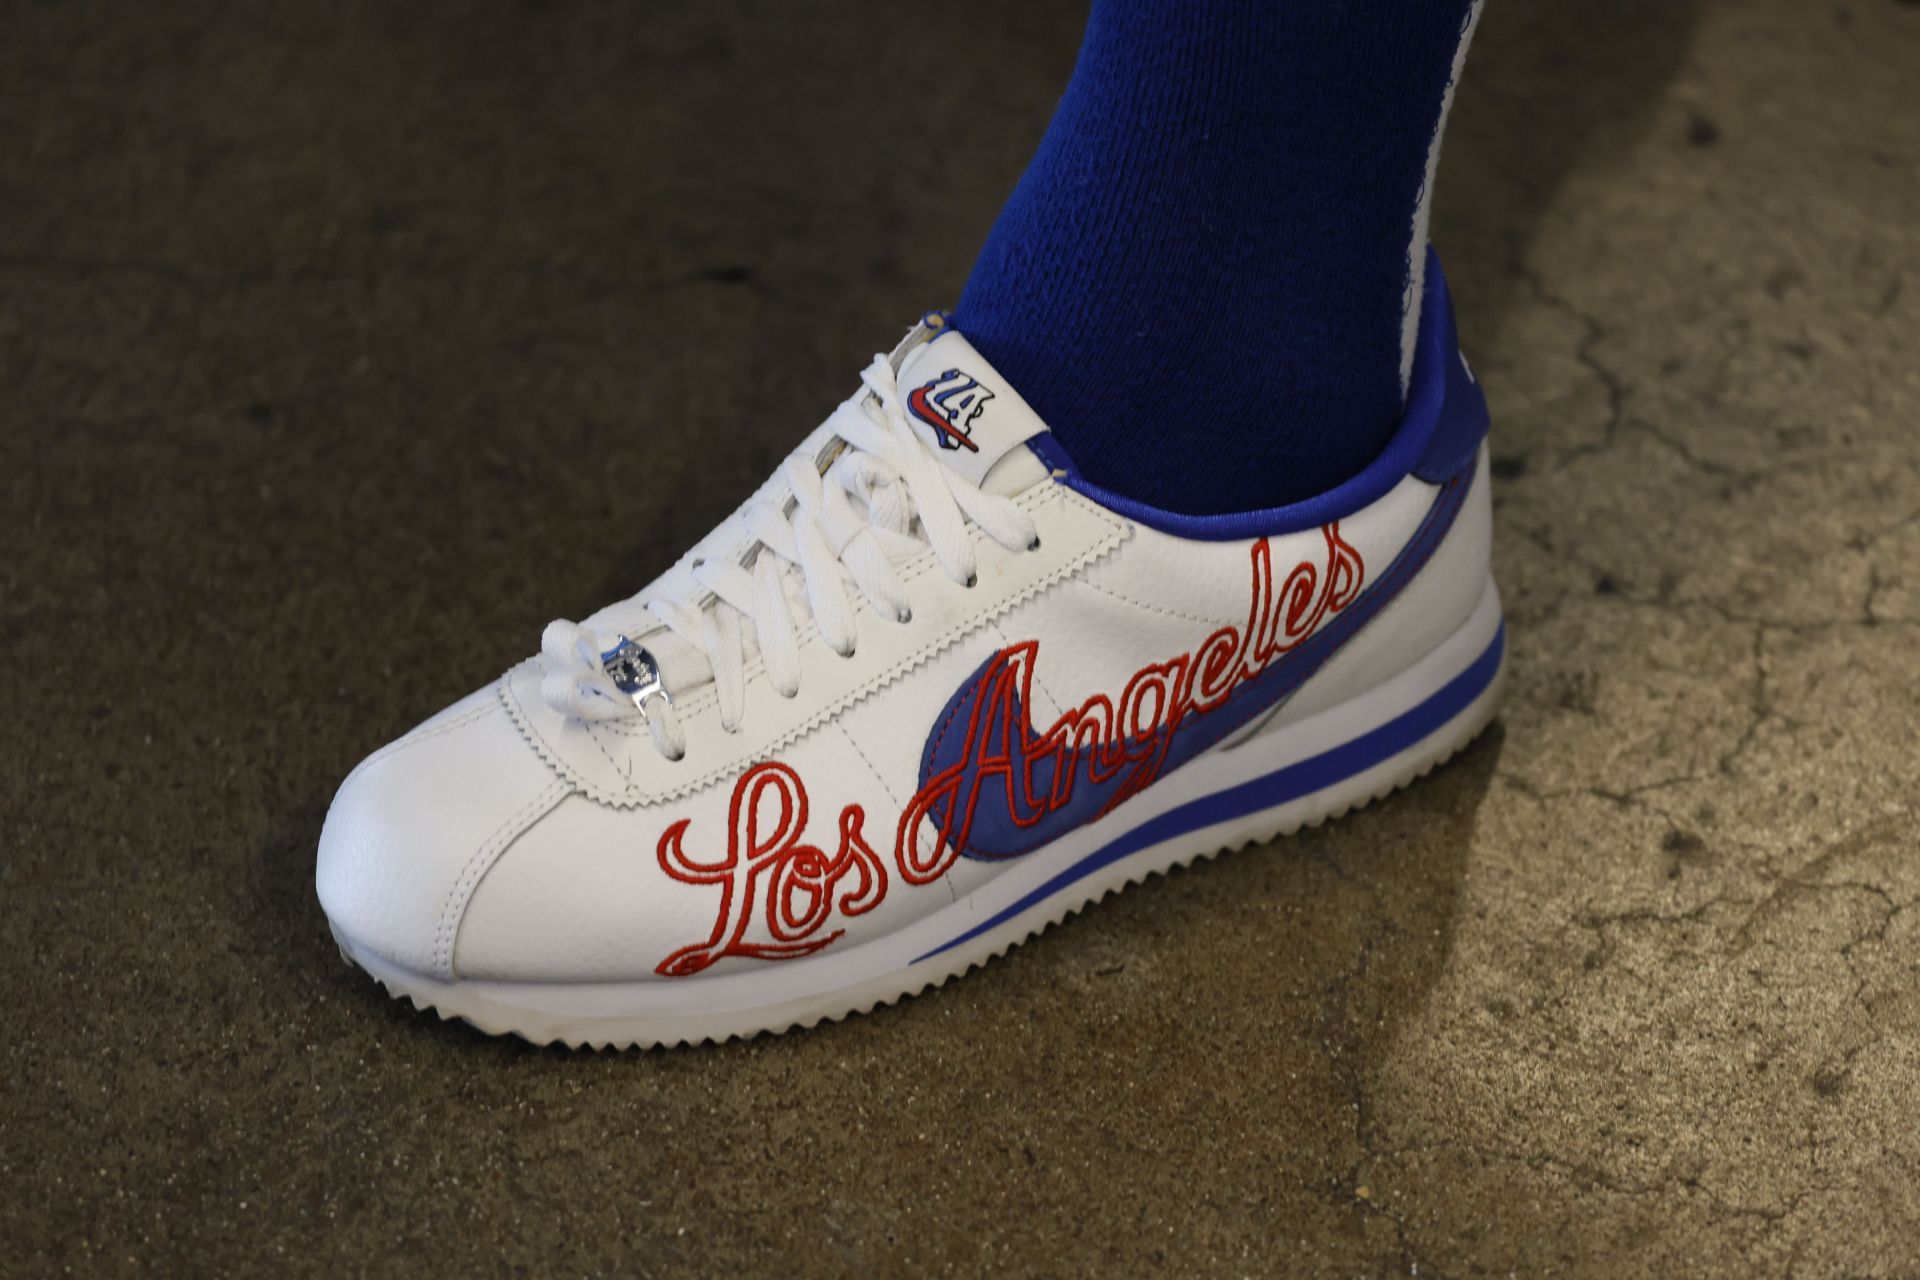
[912,620,1507,965]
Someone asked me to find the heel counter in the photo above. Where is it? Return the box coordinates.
[1260,444,1495,731]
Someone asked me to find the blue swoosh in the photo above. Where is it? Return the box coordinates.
[914,469,1473,863]
[913,618,1505,964]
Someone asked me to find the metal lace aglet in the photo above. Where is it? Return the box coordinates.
[599,636,671,722]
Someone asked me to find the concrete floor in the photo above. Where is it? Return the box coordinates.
[4,0,1917,1274]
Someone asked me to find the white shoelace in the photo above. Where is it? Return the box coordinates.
[538,352,1040,762]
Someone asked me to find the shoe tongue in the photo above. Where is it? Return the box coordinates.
[891,313,1053,492]
[582,317,1055,698]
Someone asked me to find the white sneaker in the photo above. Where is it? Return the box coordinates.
[316,256,1506,1048]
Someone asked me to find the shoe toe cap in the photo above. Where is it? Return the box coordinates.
[316,687,566,978]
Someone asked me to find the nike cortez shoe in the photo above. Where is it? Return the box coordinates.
[316,250,1505,1048]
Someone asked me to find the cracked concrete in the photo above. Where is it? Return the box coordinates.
[3,0,1917,1274]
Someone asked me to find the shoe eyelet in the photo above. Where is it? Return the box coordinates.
[896,607,913,624]
[1027,535,1042,552]
[963,573,977,589]
[839,645,857,659]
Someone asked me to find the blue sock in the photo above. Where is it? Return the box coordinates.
[954,0,1482,515]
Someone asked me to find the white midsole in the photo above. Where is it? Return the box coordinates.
[337,575,1506,1046]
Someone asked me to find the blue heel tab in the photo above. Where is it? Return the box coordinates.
[1031,246,1490,539]
[1408,249,1490,485]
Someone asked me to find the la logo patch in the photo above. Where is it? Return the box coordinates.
[907,368,994,454]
